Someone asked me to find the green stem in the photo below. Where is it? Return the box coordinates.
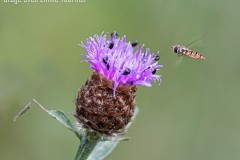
[74,131,101,160]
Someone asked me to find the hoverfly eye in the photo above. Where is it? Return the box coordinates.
[174,46,178,53]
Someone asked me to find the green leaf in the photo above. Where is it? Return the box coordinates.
[87,107,139,160]
[48,110,80,136]
[14,99,81,138]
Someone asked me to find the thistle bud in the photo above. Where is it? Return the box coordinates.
[75,72,136,135]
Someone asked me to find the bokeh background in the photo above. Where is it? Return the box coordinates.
[1,0,240,159]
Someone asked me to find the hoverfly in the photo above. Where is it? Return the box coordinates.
[171,36,206,60]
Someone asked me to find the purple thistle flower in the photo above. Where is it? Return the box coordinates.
[80,32,163,98]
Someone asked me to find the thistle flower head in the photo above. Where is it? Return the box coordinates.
[80,32,162,98]
[75,32,163,136]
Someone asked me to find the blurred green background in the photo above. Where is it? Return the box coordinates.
[1,0,240,159]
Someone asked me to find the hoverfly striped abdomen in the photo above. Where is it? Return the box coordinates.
[172,45,205,60]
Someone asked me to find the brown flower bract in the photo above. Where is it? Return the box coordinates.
[75,72,136,135]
